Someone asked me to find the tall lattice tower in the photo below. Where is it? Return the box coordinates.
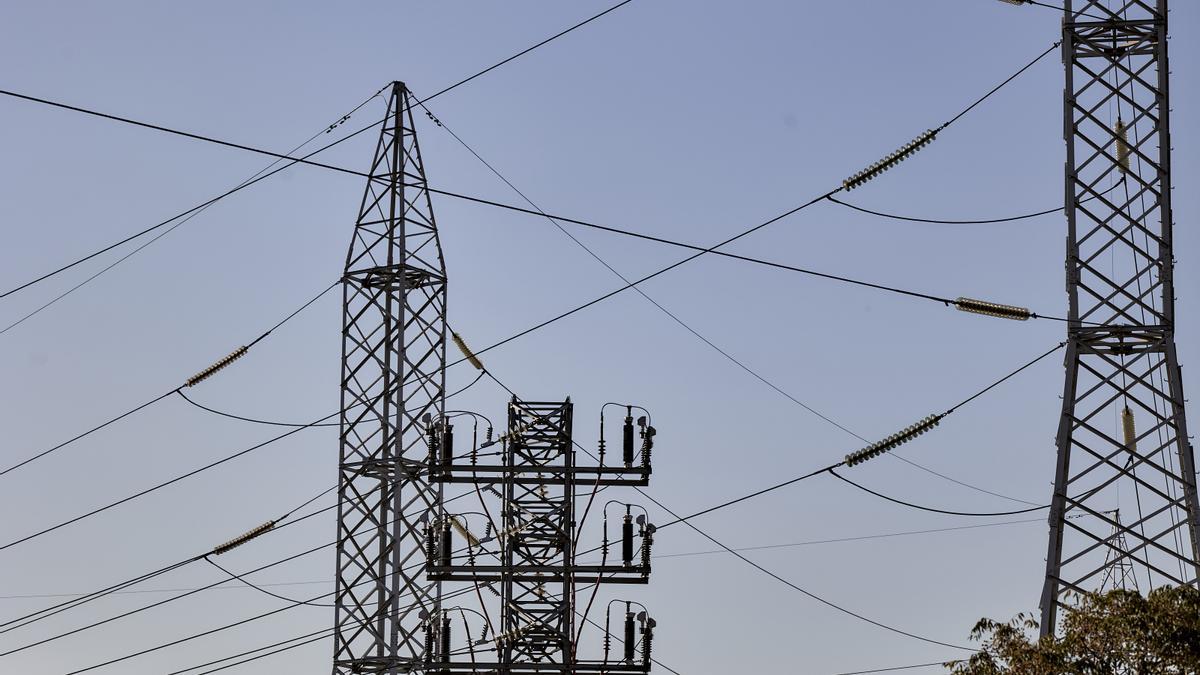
[1041,0,1200,635]
[333,81,447,673]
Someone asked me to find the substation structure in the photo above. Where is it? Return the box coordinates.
[331,80,659,673]
[1042,0,1200,634]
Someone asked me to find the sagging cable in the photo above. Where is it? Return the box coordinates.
[210,520,277,556]
[186,346,249,387]
[844,415,942,467]
[953,297,1032,321]
[843,129,939,191]
[452,332,486,371]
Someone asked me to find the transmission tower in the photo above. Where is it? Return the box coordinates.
[1041,0,1200,635]
[333,81,447,673]
[424,398,659,673]
[1098,510,1139,592]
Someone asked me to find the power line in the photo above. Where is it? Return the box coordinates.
[0,281,337,479]
[478,367,975,653]
[831,660,960,675]
[827,194,1063,225]
[419,0,637,102]
[0,102,378,304]
[0,410,336,553]
[0,516,1048,603]
[175,371,485,428]
[426,185,1077,323]
[0,0,638,304]
[830,469,1048,517]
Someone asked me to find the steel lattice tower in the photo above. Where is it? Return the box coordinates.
[1041,0,1200,634]
[333,81,447,673]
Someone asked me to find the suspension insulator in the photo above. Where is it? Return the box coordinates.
[622,415,635,467]
[843,129,939,190]
[954,297,1032,321]
[451,332,485,371]
[624,612,636,662]
[622,514,634,566]
[1115,117,1130,174]
[211,520,276,555]
[441,615,452,658]
[185,345,249,387]
[1121,406,1137,452]
[844,414,942,467]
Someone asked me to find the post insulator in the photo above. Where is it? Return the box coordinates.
[622,514,634,567]
[440,521,453,567]
[624,612,636,662]
[622,414,635,467]
[441,615,452,659]
[425,525,437,565]
[441,422,454,465]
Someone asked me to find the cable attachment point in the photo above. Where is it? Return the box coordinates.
[211,520,277,555]
[954,297,1031,321]
[843,129,939,190]
[451,332,485,371]
[185,345,249,387]
[844,414,942,467]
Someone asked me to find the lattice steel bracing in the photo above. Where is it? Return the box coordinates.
[425,399,657,673]
[333,81,448,673]
[1041,0,1200,635]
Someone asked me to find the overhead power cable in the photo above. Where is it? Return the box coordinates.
[412,97,1039,508]
[477,366,973,652]
[426,185,1077,324]
[0,0,637,303]
[0,486,337,636]
[3,40,1057,323]
[175,371,484,428]
[0,281,337,479]
[829,469,1049,517]
[831,659,960,675]
[0,410,336,553]
[827,195,1063,225]
[1,516,1050,604]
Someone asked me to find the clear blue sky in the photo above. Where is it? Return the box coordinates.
[1,1,1198,673]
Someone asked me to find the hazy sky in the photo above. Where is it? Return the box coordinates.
[2,2,1198,674]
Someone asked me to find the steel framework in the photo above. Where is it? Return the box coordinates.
[333,81,448,673]
[425,399,658,673]
[1041,0,1200,634]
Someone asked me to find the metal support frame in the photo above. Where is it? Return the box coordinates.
[426,399,656,674]
[1042,0,1200,635]
[333,81,448,673]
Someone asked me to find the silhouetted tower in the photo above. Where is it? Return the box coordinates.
[1098,510,1139,592]
[1041,0,1200,635]
[332,81,447,673]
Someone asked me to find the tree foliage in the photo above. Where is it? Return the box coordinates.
[949,586,1200,675]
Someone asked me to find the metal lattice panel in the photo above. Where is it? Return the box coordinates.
[333,81,447,673]
[1041,0,1200,635]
